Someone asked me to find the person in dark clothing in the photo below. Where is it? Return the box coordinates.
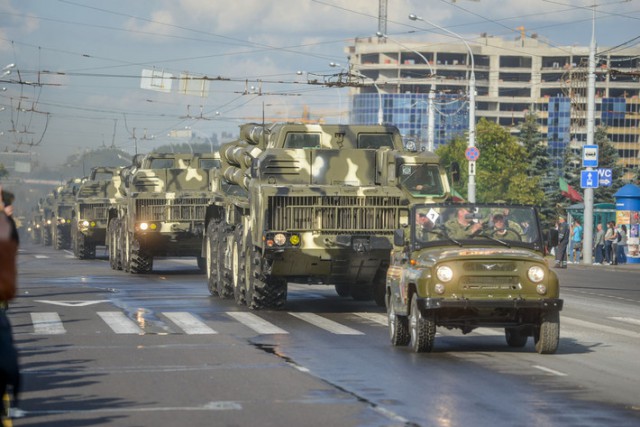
[555,216,569,268]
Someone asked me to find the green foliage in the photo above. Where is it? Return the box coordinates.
[437,119,544,205]
[0,163,8,180]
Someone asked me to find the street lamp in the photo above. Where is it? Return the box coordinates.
[409,13,477,202]
[376,31,436,152]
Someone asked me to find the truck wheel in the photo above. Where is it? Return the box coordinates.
[245,233,287,310]
[505,328,528,348]
[196,256,206,272]
[409,294,435,353]
[350,285,372,301]
[373,264,388,307]
[216,222,235,298]
[205,221,219,296]
[387,294,410,346]
[130,237,153,274]
[76,233,88,260]
[86,243,96,260]
[231,226,246,305]
[534,310,560,354]
[55,226,64,250]
[334,284,350,297]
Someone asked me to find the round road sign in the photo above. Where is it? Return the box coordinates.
[465,146,480,161]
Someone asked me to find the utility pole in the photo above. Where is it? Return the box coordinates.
[582,5,597,265]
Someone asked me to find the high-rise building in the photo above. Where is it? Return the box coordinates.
[346,34,640,174]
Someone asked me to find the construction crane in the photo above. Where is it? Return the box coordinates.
[378,0,388,37]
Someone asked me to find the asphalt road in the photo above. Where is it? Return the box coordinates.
[5,243,640,426]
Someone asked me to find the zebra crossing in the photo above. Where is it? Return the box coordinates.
[24,310,389,337]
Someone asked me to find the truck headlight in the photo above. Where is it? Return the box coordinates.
[527,266,545,283]
[139,222,149,231]
[82,220,90,227]
[273,233,286,246]
[436,265,453,282]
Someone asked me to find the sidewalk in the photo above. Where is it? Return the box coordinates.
[546,256,640,271]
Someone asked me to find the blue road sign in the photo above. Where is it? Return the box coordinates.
[582,145,598,167]
[597,168,612,187]
[581,170,599,189]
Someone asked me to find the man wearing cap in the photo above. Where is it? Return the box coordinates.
[555,216,569,268]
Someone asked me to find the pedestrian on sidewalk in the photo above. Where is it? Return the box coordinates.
[570,218,583,263]
[555,216,569,268]
[604,221,616,264]
[616,224,628,264]
[593,223,605,264]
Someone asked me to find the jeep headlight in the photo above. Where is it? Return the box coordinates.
[436,265,453,282]
[527,266,545,283]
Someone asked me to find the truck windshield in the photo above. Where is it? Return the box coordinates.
[399,164,444,197]
[413,204,542,249]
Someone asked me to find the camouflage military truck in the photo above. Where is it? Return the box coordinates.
[50,178,85,250]
[71,166,123,259]
[204,123,451,310]
[385,202,563,354]
[108,152,219,274]
[28,208,44,244]
[39,193,55,246]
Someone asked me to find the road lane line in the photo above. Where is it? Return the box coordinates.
[97,312,144,334]
[354,312,387,326]
[532,365,568,376]
[163,312,217,335]
[226,312,288,335]
[562,316,640,339]
[289,312,365,335]
[608,316,640,327]
[31,312,66,335]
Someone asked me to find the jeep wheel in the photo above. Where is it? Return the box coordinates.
[505,327,528,348]
[409,294,435,353]
[387,294,409,346]
[534,310,560,354]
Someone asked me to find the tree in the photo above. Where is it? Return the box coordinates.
[436,118,544,204]
[593,126,625,203]
[518,112,555,224]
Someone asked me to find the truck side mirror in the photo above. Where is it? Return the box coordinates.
[394,228,405,246]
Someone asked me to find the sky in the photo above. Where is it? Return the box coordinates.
[0,0,639,167]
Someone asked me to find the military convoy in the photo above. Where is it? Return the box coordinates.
[203,123,450,309]
[106,152,220,273]
[385,203,563,353]
[28,122,562,354]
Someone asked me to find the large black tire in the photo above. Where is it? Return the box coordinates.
[350,285,373,301]
[43,226,52,246]
[205,221,219,297]
[387,293,410,346]
[216,222,235,298]
[505,327,528,348]
[334,283,350,297]
[373,264,388,307]
[534,310,560,354]
[121,221,131,273]
[54,226,65,250]
[76,233,88,260]
[108,219,122,270]
[231,226,246,306]
[196,256,206,272]
[129,236,153,274]
[245,232,287,310]
[409,294,436,353]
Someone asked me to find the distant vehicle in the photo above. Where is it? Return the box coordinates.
[385,203,563,354]
[108,152,220,273]
[71,166,123,259]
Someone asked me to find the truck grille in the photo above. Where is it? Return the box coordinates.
[268,195,402,234]
[136,198,208,222]
[80,203,109,220]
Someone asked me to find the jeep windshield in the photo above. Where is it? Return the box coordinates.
[412,203,543,250]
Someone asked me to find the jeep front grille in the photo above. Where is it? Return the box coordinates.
[135,198,208,222]
[460,276,519,290]
[463,262,517,272]
[80,203,109,220]
[268,195,402,234]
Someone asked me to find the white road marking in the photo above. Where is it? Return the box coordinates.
[532,365,568,377]
[34,255,49,259]
[289,312,365,335]
[23,401,242,415]
[563,316,640,339]
[353,312,388,326]
[35,300,109,307]
[31,312,66,335]
[163,312,217,335]
[98,311,144,334]
[226,312,288,335]
[608,316,640,327]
